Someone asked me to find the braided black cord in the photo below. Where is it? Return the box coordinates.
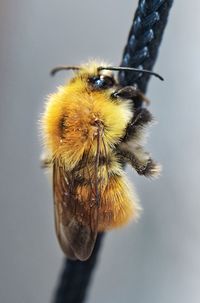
[53,1,173,303]
[119,0,173,93]
[53,234,104,303]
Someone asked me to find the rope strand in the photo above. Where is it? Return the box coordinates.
[53,234,104,303]
[118,0,173,93]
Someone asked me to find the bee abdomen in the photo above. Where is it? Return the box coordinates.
[71,172,139,232]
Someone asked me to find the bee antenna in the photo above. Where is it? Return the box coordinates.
[50,66,80,76]
[98,66,164,81]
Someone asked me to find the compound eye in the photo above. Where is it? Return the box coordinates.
[88,75,115,90]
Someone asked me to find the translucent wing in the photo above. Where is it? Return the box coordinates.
[53,160,98,261]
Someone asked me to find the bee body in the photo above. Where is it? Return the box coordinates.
[41,60,161,260]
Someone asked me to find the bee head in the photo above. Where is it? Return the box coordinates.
[51,61,117,91]
[86,71,116,91]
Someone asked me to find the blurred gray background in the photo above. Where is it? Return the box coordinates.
[0,1,200,302]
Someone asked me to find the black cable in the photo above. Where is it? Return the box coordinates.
[53,233,104,303]
[119,0,173,93]
[53,1,173,302]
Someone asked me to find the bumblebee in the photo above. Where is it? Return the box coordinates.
[41,60,162,260]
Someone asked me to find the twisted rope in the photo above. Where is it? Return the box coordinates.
[53,1,173,302]
[53,234,104,303]
[119,0,173,93]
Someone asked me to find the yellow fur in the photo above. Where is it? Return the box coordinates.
[41,61,140,230]
[42,76,132,166]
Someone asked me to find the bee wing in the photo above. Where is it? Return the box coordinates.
[53,161,98,261]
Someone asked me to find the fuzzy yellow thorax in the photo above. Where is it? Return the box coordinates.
[42,62,132,169]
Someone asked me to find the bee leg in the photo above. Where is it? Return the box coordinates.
[111,85,150,107]
[118,148,161,178]
[123,108,153,142]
